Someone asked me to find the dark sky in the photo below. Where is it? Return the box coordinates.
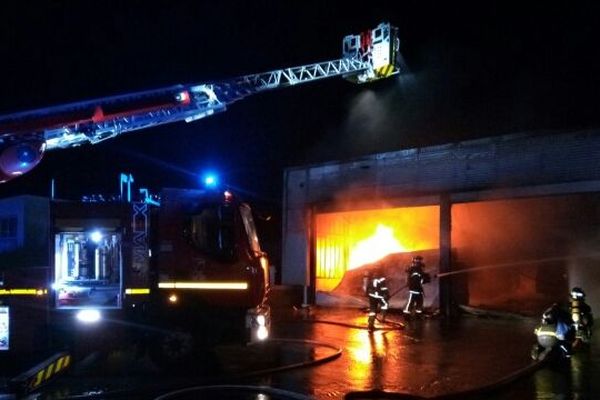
[1,1,600,203]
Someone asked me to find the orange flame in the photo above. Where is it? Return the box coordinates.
[348,224,407,269]
[315,206,439,291]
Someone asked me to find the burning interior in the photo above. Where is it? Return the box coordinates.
[451,194,600,316]
[311,193,600,315]
[314,205,439,308]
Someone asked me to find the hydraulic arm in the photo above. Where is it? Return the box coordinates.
[0,22,401,182]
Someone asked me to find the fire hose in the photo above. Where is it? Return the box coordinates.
[344,357,547,399]
[58,338,343,400]
[154,385,314,400]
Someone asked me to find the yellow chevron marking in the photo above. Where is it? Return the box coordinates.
[375,64,395,77]
[55,356,65,372]
[44,363,55,380]
[31,370,45,388]
[25,354,71,391]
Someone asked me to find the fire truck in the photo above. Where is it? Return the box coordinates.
[0,184,270,389]
[49,186,270,367]
[0,21,401,392]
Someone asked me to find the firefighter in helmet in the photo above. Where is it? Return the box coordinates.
[364,269,390,331]
[403,255,430,317]
[532,302,575,360]
[570,287,593,344]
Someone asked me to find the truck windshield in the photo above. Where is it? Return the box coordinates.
[190,204,236,261]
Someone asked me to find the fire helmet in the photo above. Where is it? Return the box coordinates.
[412,255,423,264]
[571,287,586,299]
[542,304,559,325]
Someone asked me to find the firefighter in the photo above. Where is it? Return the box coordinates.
[365,270,390,331]
[532,303,575,360]
[570,287,593,344]
[403,255,430,317]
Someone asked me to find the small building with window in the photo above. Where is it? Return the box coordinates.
[0,195,50,359]
[0,195,50,273]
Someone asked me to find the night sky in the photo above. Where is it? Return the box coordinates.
[1,1,600,204]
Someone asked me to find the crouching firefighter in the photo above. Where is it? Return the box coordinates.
[532,303,575,361]
[363,270,390,331]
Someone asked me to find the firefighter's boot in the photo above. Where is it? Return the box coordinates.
[368,315,375,331]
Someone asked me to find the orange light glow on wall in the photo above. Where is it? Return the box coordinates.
[315,206,439,292]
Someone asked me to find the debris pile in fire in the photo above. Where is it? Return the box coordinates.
[326,249,440,308]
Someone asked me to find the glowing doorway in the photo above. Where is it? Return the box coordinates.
[315,206,439,294]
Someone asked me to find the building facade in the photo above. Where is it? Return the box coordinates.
[282,130,600,314]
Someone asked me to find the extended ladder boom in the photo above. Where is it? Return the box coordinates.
[0,22,401,183]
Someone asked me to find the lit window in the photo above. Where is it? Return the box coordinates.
[53,231,123,309]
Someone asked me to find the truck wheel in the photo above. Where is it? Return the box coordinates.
[148,329,195,371]
[147,328,219,374]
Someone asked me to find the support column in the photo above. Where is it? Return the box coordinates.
[439,193,453,317]
[305,205,316,305]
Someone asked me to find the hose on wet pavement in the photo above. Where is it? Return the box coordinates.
[57,338,342,399]
[145,338,342,400]
[152,343,548,400]
[343,353,548,400]
[293,305,406,331]
[303,317,404,331]
[240,338,343,377]
[436,357,547,399]
[154,384,314,400]
[343,307,551,399]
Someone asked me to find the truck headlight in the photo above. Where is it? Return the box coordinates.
[246,306,271,342]
[256,325,269,341]
[76,309,101,324]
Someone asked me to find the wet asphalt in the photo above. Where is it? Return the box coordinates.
[30,306,600,399]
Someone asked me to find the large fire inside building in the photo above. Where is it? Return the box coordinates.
[282,130,600,316]
[314,206,440,308]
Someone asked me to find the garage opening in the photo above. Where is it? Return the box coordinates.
[451,194,600,316]
[314,205,439,307]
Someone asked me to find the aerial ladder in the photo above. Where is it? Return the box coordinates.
[0,22,401,183]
